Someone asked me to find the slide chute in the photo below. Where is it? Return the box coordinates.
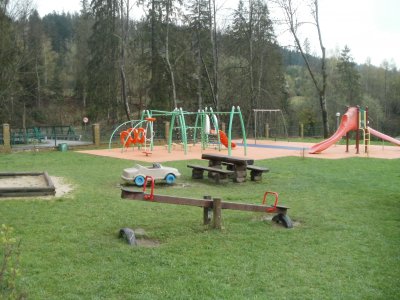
[219,130,236,149]
[310,107,399,154]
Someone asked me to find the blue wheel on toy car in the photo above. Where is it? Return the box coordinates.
[134,175,145,187]
[165,173,176,185]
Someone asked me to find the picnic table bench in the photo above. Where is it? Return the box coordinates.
[246,165,269,181]
[187,164,234,183]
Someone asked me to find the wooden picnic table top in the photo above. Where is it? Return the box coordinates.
[201,153,254,165]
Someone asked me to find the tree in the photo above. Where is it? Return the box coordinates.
[336,46,361,105]
[277,0,329,137]
[87,0,120,122]
[230,1,277,114]
[208,0,219,110]
[27,10,45,108]
[0,0,18,123]
[74,0,92,109]
[186,0,210,109]
[224,0,285,133]
[119,0,132,120]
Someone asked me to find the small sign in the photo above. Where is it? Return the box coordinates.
[83,117,89,123]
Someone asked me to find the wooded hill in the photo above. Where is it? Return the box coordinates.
[1,0,399,137]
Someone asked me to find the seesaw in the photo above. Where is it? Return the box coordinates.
[121,176,293,229]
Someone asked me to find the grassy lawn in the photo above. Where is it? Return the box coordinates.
[1,150,399,299]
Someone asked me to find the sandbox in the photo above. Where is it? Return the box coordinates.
[0,172,56,197]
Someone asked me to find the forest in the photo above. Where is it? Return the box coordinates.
[1,0,399,138]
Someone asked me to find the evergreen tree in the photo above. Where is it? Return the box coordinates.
[225,0,285,127]
[336,46,361,105]
[87,0,120,122]
[0,0,18,123]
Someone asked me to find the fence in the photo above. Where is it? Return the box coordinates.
[1,121,328,153]
[1,124,95,152]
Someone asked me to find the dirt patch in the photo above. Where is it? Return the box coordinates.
[51,176,74,198]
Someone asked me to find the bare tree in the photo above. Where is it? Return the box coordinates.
[277,0,329,137]
[120,0,131,120]
[209,0,219,110]
[164,0,177,108]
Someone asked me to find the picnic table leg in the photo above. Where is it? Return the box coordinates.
[208,160,222,181]
[192,168,204,179]
[233,165,247,183]
[250,170,262,181]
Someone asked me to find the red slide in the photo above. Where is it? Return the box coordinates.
[219,130,236,148]
[310,107,400,154]
[368,127,400,146]
[309,107,358,154]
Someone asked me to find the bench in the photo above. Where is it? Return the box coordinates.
[221,162,269,181]
[187,164,234,183]
[247,165,269,181]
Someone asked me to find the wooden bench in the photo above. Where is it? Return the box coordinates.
[247,165,269,181]
[187,164,234,183]
[221,162,269,181]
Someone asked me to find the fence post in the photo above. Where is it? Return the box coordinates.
[92,123,100,147]
[299,123,304,139]
[2,124,11,153]
[212,197,222,229]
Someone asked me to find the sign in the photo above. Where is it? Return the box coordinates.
[83,117,89,124]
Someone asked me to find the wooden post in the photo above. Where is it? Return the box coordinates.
[2,124,11,153]
[221,122,226,133]
[299,123,304,139]
[92,123,100,147]
[212,197,222,229]
[265,123,269,139]
[165,121,170,143]
[203,196,212,225]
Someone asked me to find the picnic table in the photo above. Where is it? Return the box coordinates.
[188,153,269,183]
[201,153,254,183]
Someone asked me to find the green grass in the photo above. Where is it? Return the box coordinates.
[1,151,399,299]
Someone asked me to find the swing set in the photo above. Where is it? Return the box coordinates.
[253,109,288,143]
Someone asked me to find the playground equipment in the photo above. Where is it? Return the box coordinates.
[109,117,155,154]
[121,176,293,228]
[309,106,400,154]
[253,109,288,143]
[197,108,237,150]
[109,106,247,156]
[121,163,181,186]
[143,106,247,156]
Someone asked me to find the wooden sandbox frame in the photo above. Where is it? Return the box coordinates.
[0,172,56,197]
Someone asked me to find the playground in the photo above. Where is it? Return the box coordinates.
[78,106,400,161]
[0,106,399,298]
[79,138,400,161]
